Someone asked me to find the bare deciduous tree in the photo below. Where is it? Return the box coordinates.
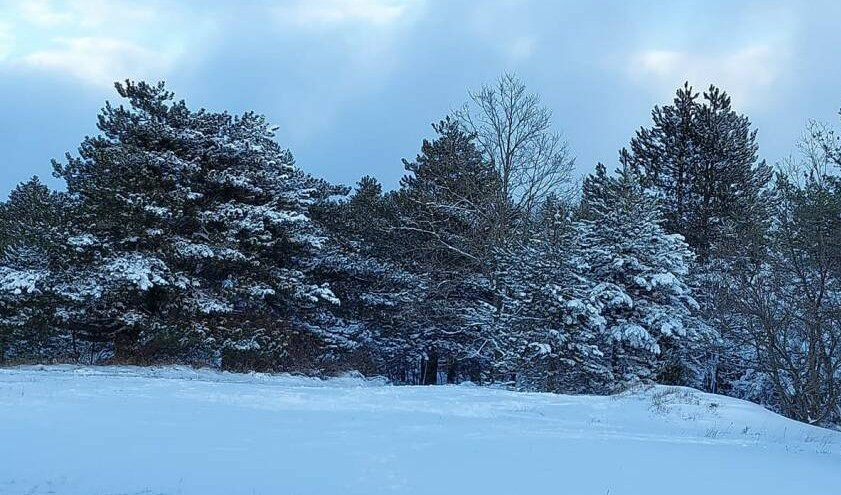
[455,73,575,234]
[725,127,841,424]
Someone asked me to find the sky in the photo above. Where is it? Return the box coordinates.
[2,0,841,199]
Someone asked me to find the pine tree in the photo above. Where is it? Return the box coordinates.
[627,83,772,263]
[310,176,423,377]
[391,118,500,384]
[51,81,349,369]
[491,230,611,393]
[577,154,706,385]
[0,178,68,362]
[627,83,772,390]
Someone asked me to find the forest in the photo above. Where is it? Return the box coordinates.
[2,74,840,428]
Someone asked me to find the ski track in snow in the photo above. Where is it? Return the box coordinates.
[0,365,839,495]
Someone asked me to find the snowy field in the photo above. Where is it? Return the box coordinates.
[1,366,839,495]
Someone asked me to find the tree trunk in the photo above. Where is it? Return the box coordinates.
[446,357,458,384]
[421,350,439,385]
[468,362,482,385]
[114,327,139,363]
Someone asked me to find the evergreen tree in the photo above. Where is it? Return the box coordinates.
[51,81,349,369]
[577,154,706,384]
[627,83,772,263]
[310,176,423,377]
[627,83,773,391]
[0,178,68,362]
[491,230,611,393]
[391,118,500,384]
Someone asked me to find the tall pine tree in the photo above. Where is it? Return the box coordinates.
[391,118,500,384]
[627,83,772,263]
[51,81,350,369]
[577,154,706,385]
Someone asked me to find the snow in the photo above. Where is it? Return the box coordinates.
[0,267,45,294]
[194,292,234,315]
[0,366,839,495]
[104,253,169,291]
[143,204,171,218]
[66,234,97,249]
[611,322,661,354]
[175,239,216,259]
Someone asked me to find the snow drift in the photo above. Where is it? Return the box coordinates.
[1,365,839,494]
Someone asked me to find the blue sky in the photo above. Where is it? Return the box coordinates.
[2,0,841,198]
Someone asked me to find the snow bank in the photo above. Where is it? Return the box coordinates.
[0,366,838,494]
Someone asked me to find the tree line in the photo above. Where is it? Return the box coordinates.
[1,76,840,426]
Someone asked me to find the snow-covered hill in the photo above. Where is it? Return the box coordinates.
[1,366,838,495]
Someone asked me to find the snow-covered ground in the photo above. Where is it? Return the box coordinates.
[1,366,839,495]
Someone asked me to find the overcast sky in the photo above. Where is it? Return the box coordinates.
[2,0,841,198]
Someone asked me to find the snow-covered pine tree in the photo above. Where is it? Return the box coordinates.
[51,80,349,369]
[491,226,612,393]
[391,118,500,384]
[0,178,68,362]
[626,83,773,391]
[531,193,573,246]
[627,83,772,263]
[310,176,425,378]
[577,154,706,386]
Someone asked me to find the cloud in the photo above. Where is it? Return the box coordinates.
[0,22,12,60]
[259,0,426,141]
[461,1,539,65]
[506,35,537,62]
[273,0,415,28]
[18,0,72,27]
[15,0,157,28]
[628,44,785,108]
[0,1,199,87]
[22,37,178,87]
